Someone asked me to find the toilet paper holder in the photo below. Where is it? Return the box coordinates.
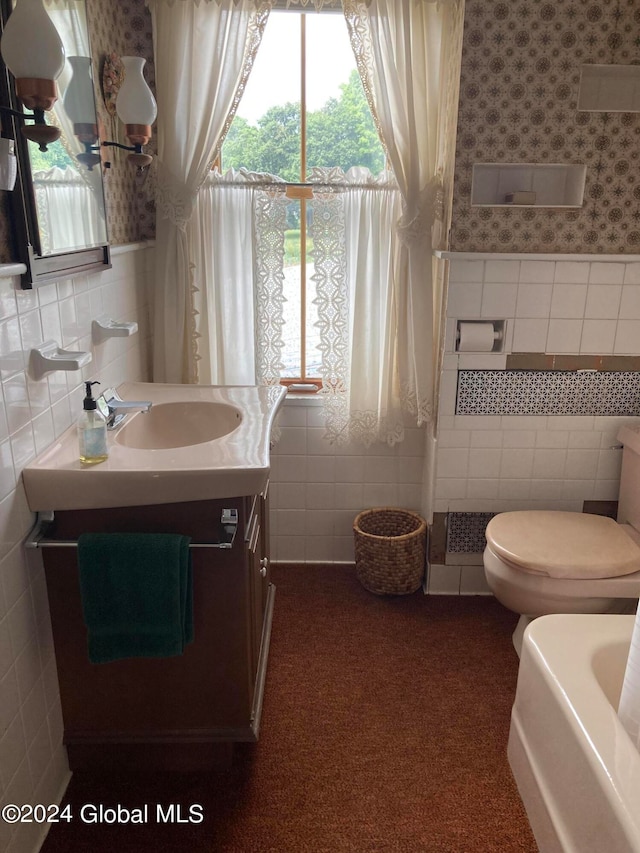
[455,320,505,353]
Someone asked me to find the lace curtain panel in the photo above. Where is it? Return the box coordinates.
[191,170,289,386]
[196,168,404,445]
[308,169,405,445]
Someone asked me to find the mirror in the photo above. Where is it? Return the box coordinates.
[0,0,110,288]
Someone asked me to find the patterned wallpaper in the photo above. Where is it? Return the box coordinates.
[87,0,156,245]
[449,0,640,254]
[0,0,156,262]
[6,0,639,261]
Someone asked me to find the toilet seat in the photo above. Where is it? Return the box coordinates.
[485,511,640,579]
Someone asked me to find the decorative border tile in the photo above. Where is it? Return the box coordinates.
[456,370,640,416]
[447,512,496,553]
[506,354,640,371]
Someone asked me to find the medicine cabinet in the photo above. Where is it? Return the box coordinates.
[0,0,111,288]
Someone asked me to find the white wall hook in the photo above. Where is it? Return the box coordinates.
[30,341,92,380]
[91,316,139,344]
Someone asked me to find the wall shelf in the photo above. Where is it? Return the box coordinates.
[578,64,640,113]
[471,163,587,208]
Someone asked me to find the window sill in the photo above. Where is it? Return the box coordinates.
[283,393,323,407]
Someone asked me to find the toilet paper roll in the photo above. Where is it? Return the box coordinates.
[457,322,496,352]
[618,602,640,747]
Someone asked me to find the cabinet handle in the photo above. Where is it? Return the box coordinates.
[260,557,268,577]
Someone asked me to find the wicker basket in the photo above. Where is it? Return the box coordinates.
[353,507,427,595]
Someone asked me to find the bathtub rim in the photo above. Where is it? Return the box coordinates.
[509,613,640,853]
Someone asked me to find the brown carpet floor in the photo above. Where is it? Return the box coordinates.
[42,564,536,852]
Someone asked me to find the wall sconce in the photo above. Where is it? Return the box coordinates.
[102,56,156,169]
[0,0,65,151]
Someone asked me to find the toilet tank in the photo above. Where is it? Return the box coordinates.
[617,425,640,531]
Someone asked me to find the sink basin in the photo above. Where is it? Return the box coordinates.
[114,401,242,449]
[22,382,286,510]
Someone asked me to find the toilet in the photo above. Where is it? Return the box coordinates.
[484,424,640,654]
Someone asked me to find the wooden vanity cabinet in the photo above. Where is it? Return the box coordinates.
[40,487,272,772]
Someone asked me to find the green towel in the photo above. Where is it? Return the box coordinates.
[77,532,193,664]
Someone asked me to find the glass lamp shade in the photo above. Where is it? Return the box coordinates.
[1,0,65,110]
[64,55,98,144]
[64,57,95,124]
[116,56,157,145]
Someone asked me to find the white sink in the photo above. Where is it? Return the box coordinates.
[114,401,242,450]
[22,382,286,510]
[509,614,640,852]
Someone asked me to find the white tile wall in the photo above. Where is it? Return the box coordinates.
[0,244,152,853]
[445,255,640,356]
[269,399,427,563]
[433,254,640,593]
[427,564,492,595]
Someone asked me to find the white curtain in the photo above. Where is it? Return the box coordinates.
[146,0,271,383]
[33,167,104,253]
[343,0,459,428]
[192,169,288,386]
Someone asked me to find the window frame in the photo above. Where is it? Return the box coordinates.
[221,6,384,393]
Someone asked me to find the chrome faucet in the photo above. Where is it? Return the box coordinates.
[101,388,152,429]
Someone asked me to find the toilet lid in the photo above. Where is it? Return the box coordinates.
[485,511,640,579]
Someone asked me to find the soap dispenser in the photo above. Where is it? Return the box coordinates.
[78,381,108,465]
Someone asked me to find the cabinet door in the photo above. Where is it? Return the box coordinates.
[44,498,255,739]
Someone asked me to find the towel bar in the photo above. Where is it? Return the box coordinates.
[25,509,239,551]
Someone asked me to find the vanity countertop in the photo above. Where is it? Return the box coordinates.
[22,382,286,511]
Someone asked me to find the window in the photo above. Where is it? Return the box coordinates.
[220,10,385,390]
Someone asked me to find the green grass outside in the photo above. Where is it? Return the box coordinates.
[284,230,314,266]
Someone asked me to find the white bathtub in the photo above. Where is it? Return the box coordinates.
[508,613,640,852]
